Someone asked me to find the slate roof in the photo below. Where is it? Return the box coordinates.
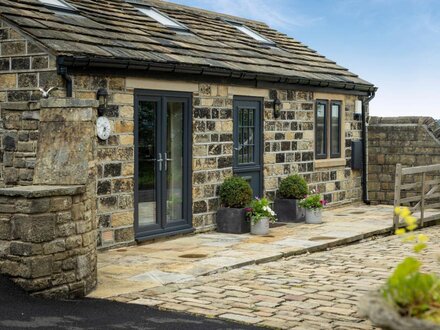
[0,0,376,92]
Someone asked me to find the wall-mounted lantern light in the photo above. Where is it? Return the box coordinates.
[96,87,109,116]
[354,99,363,121]
[273,93,282,119]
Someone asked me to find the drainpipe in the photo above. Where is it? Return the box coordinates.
[58,65,73,97]
[361,91,376,204]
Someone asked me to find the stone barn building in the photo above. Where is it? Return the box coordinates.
[0,0,376,296]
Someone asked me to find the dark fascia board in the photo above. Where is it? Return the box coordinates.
[57,56,377,94]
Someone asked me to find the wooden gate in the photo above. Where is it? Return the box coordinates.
[393,163,440,229]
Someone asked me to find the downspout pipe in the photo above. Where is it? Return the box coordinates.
[361,90,376,204]
[57,64,72,97]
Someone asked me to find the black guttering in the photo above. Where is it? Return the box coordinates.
[57,63,72,97]
[361,91,376,205]
[57,56,377,93]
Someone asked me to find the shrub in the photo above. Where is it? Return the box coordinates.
[278,175,308,199]
[219,176,252,208]
[381,207,440,324]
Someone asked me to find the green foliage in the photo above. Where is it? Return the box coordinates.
[382,257,440,322]
[278,175,308,199]
[382,207,440,324]
[246,197,277,224]
[219,176,252,208]
[298,193,326,209]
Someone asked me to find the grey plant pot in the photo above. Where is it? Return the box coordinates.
[250,217,270,235]
[274,199,306,222]
[358,291,440,330]
[216,207,250,234]
[305,208,323,224]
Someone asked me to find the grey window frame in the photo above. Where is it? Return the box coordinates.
[315,100,328,159]
[225,20,276,46]
[131,3,189,32]
[38,0,78,14]
[330,100,342,159]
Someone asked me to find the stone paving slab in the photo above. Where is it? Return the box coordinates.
[88,204,438,299]
[116,225,440,329]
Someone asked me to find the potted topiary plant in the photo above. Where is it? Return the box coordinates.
[246,197,277,235]
[274,174,308,222]
[216,176,253,234]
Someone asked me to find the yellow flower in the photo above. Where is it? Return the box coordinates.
[417,234,429,243]
[395,228,406,236]
[403,234,416,242]
[414,243,427,253]
[394,207,402,215]
[404,215,417,226]
[400,208,411,218]
[407,224,418,231]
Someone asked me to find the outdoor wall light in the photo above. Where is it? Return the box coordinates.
[354,99,363,120]
[97,87,109,116]
[273,93,282,119]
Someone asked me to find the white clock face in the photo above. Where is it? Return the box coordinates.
[97,116,111,140]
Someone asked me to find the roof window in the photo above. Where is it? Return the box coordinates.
[38,0,78,14]
[135,6,188,31]
[228,21,275,45]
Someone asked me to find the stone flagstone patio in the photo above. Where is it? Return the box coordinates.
[88,204,414,299]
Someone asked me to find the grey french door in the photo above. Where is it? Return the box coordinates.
[233,97,263,197]
[135,91,192,240]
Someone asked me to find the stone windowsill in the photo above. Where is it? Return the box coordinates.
[0,185,86,198]
[314,158,346,169]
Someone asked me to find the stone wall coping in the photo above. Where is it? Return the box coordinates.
[40,98,99,109]
[0,185,86,198]
[1,101,40,111]
[370,116,435,126]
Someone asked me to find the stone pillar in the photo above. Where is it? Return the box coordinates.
[0,98,99,298]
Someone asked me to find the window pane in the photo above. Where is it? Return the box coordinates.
[39,0,70,7]
[238,107,256,164]
[315,102,326,158]
[330,103,341,158]
[229,22,275,45]
[137,7,186,30]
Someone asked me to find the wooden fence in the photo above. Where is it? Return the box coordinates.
[393,163,440,229]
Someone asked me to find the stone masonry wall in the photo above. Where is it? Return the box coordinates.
[368,117,440,204]
[69,76,364,246]
[0,185,97,298]
[0,20,64,188]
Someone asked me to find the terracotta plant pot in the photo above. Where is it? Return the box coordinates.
[251,216,270,235]
[305,208,323,224]
[358,291,440,330]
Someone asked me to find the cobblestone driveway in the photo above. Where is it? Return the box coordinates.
[114,226,440,329]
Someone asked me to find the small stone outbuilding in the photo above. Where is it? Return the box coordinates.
[0,0,376,296]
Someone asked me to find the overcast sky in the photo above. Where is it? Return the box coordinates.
[167,0,440,118]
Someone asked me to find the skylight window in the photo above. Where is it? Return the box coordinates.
[229,22,275,45]
[136,6,188,31]
[38,0,77,13]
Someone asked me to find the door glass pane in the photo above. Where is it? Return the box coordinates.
[166,101,184,222]
[331,103,341,157]
[238,107,255,165]
[315,102,326,157]
[138,101,157,227]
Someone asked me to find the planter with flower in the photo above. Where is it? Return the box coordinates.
[359,207,440,330]
[298,190,327,224]
[246,197,277,235]
[216,176,253,234]
[274,174,308,222]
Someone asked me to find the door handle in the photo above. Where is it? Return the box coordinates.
[164,152,172,171]
[157,153,163,171]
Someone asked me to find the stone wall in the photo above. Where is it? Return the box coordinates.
[368,117,440,204]
[0,20,64,188]
[0,185,96,298]
[0,98,98,297]
[67,75,365,244]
